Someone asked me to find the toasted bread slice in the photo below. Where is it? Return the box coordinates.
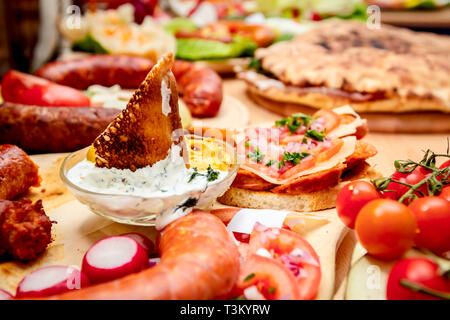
[218,166,381,212]
[93,53,183,171]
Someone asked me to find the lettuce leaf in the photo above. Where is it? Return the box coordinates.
[163,18,198,35]
[72,34,109,54]
[175,37,257,61]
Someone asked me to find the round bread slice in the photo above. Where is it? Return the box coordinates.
[218,166,381,212]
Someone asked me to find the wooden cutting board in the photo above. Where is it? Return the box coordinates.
[0,153,353,300]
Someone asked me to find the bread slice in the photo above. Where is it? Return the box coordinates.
[218,166,381,212]
[93,53,183,171]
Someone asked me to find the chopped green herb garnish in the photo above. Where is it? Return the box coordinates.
[265,159,276,167]
[188,167,200,182]
[206,165,219,182]
[245,141,251,148]
[244,273,255,282]
[247,148,265,163]
[275,113,313,134]
[188,166,220,183]
[280,151,310,167]
[267,287,276,294]
[305,129,326,142]
[232,296,248,300]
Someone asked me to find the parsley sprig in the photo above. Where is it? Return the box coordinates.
[373,148,450,203]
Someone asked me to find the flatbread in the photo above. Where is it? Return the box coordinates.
[252,21,450,113]
[93,53,184,171]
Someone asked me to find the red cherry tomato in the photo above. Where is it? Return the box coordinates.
[1,70,91,107]
[355,199,417,260]
[387,258,450,300]
[438,160,450,183]
[336,181,380,229]
[233,255,301,300]
[247,224,321,300]
[440,186,450,202]
[408,196,450,255]
[382,167,431,202]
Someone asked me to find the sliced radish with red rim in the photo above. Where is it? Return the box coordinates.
[82,235,149,284]
[15,266,89,298]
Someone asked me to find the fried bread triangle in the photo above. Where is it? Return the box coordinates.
[93,53,184,171]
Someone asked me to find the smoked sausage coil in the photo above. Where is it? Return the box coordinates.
[0,145,40,200]
[45,211,240,300]
[0,103,120,153]
[36,55,223,117]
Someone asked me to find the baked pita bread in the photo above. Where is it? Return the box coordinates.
[249,21,450,113]
[93,53,184,171]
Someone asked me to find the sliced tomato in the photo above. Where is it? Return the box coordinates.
[313,108,341,133]
[233,255,301,300]
[1,70,91,107]
[314,138,344,163]
[248,224,321,300]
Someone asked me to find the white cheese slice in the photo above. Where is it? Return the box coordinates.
[328,105,366,139]
[226,208,289,235]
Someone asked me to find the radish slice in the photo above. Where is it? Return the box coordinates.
[15,266,89,298]
[82,236,149,284]
[148,257,160,268]
[0,289,13,300]
[121,233,155,256]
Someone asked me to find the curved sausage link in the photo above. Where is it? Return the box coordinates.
[0,145,40,200]
[173,60,223,118]
[35,55,154,90]
[36,55,223,117]
[0,102,119,153]
[46,211,240,300]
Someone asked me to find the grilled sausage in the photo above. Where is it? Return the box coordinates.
[0,145,40,200]
[44,211,240,300]
[0,103,119,153]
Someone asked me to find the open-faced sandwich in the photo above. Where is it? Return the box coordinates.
[217,105,379,211]
[239,20,450,132]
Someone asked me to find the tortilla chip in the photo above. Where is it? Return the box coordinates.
[93,53,183,171]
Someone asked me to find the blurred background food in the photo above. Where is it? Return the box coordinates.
[0,0,448,75]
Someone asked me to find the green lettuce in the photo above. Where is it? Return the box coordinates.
[163,18,198,35]
[72,34,109,54]
[175,37,257,61]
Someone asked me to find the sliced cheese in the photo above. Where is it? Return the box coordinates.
[328,105,366,139]
[226,208,289,234]
[240,135,357,185]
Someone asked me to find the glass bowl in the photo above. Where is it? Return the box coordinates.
[60,135,238,228]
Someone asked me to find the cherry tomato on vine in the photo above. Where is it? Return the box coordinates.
[355,199,417,260]
[440,186,450,202]
[336,181,380,229]
[408,196,450,255]
[387,258,450,300]
[382,167,431,203]
[438,160,450,183]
